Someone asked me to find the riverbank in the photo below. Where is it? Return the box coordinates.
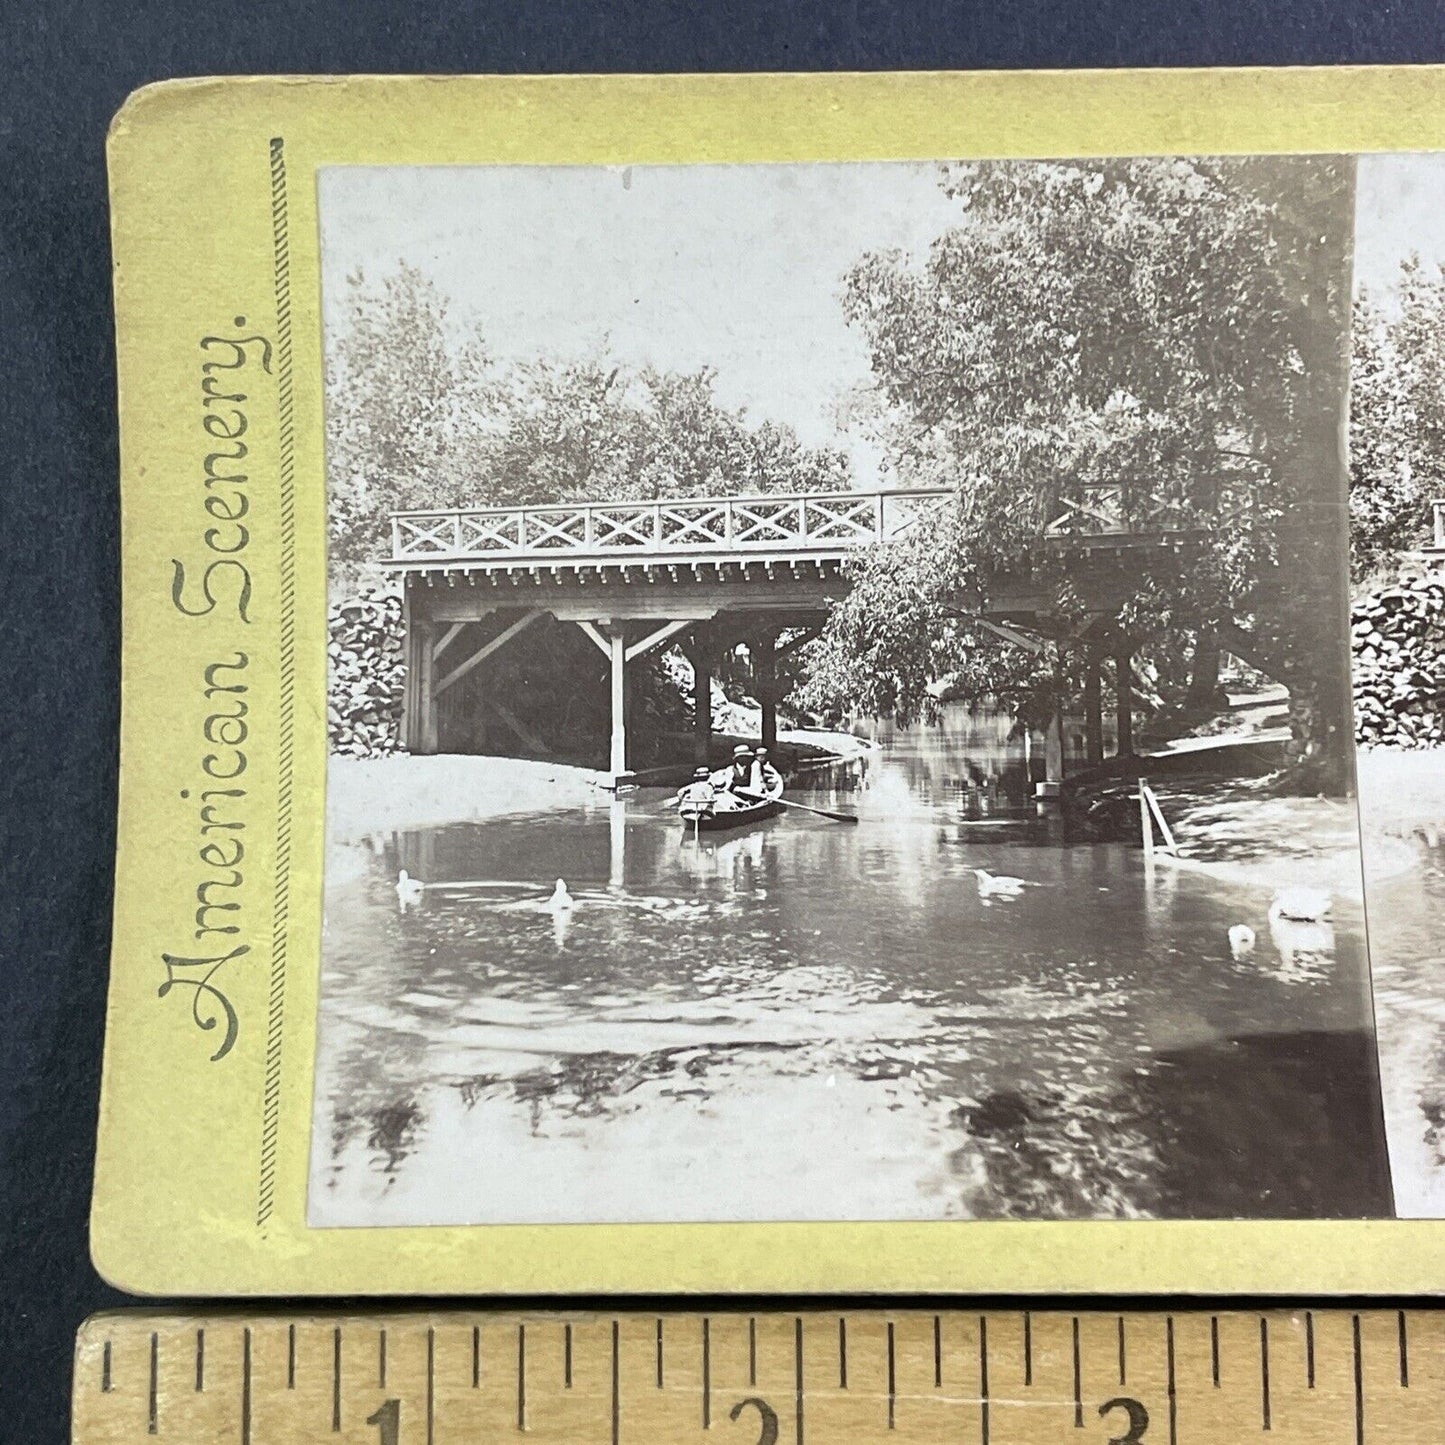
[328,727,874,845]
[328,754,607,845]
[1357,745,1445,842]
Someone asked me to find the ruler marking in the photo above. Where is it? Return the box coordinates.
[979,1316,991,1445]
[1353,1314,1365,1445]
[332,1326,342,1431]
[795,1318,805,1445]
[612,1321,621,1445]
[887,1321,896,1430]
[242,1327,252,1445]
[1260,1318,1272,1431]
[1166,1316,1177,1445]
[426,1327,435,1445]
[148,1331,158,1435]
[85,1308,1438,1442]
[518,1323,527,1432]
[1072,1316,1083,1428]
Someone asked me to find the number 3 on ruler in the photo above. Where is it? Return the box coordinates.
[1099,1396,1150,1444]
[367,1398,401,1444]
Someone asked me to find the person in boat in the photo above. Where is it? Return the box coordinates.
[676,766,717,819]
[708,744,757,811]
[748,746,784,799]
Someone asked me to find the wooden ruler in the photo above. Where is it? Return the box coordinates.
[73,1309,1439,1443]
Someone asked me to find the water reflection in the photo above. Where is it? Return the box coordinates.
[312,710,1391,1225]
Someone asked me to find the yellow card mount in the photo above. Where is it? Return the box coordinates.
[74,1307,1431,1443]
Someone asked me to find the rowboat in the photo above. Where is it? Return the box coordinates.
[680,784,785,834]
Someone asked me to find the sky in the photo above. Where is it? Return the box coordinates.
[321,154,1445,485]
[1355,152,1445,297]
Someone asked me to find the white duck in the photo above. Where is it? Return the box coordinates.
[973,868,1032,900]
[1227,924,1256,960]
[395,869,425,909]
[545,879,574,913]
[1269,886,1332,924]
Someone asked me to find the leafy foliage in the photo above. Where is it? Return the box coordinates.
[1349,259,1445,581]
[326,264,496,566]
[800,157,1356,787]
[326,266,851,566]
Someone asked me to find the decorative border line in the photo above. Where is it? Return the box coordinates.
[258,134,298,1230]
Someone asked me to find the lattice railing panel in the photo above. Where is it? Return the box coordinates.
[1044,484,1190,537]
[391,488,953,560]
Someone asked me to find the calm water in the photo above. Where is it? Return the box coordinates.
[311,713,1391,1225]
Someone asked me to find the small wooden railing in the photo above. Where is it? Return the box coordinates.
[388,482,1195,565]
[391,488,953,562]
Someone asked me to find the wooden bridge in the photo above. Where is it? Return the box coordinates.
[388,484,1188,779]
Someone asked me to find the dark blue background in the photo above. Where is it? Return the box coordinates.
[4,4,1444,1440]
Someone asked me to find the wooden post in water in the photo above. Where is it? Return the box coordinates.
[685,641,713,766]
[1040,706,1064,799]
[609,628,627,779]
[1115,643,1134,758]
[754,631,778,750]
[1084,650,1104,765]
[1138,777,1155,865]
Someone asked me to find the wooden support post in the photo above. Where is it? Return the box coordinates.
[1115,643,1134,758]
[1041,706,1064,796]
[690,650,713,765]
[403,589,440,755]
[1084,652,1104,765]
[754,631,778,750]
[609,628,627,779]
[1138,778,1155,865]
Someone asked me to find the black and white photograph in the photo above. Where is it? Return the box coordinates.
[1348,154,1445,1219]
[309,153,1442,1227]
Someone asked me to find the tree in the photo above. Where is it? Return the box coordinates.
[325,264,496,566]
[1349,258,1445,582]
[801,157,1357,790]
[326,266,853,568]
[482,362,850,506]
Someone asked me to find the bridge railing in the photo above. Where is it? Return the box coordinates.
[1043,484,1189,538]
[390,488,954,562]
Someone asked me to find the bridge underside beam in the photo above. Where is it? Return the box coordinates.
[401,566,839,776]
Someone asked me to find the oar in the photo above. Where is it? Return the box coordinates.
[736,789,859,825]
